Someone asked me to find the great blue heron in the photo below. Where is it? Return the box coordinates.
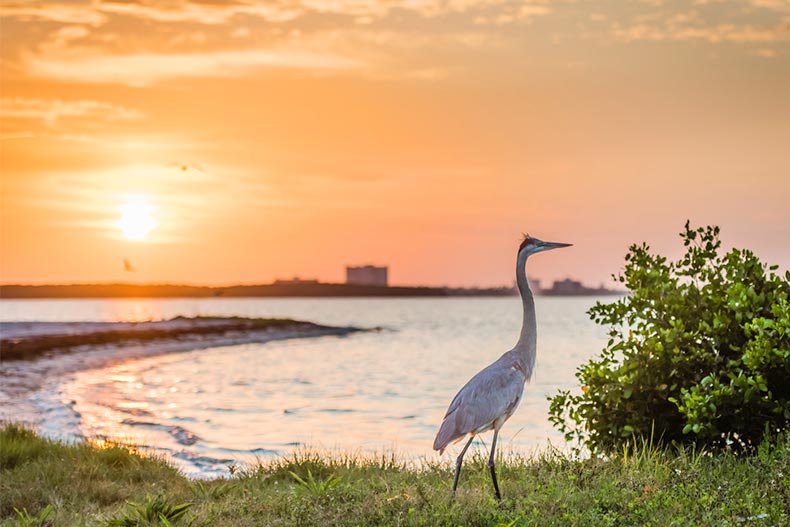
[433,234,571,499]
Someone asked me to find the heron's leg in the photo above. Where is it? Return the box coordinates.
[452,435,475,497]
[488,430,502,500]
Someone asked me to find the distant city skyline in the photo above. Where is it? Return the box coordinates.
[0,274,623,299]
[0,273,625,294]
[1,1,789,287]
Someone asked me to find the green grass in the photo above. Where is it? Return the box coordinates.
[2,423,789,526]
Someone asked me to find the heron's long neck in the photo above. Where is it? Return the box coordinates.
[513,250,537,379]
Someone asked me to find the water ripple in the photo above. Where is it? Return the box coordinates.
[10,297,609,477]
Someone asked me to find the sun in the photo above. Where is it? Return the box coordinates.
[117,196,158,241]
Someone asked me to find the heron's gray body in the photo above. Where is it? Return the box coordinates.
[433,353,526,453]
[432,234,570,499]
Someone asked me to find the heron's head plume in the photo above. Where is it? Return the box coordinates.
[518,233,572,257]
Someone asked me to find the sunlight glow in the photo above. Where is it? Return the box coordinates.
[117,195,158,241]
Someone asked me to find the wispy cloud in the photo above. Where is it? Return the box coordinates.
[97,0,303,24]
[4,0,788,90]
[98,0,555,23]
[610,21,790,44]
[25,47,363,85]
[1,97,145,125]
[0,2,107,26]
[0,0,300,26]
[1,0,525,27]
[20,24,500,84]
[0,0,562,30]
[749,0,790,13]
[0,132,36,141]
[604,0,790,45]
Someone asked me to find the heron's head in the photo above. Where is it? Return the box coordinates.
[518,233,572,257]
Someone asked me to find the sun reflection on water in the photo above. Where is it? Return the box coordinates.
[107,298,165,322]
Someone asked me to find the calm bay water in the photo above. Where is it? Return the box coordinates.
[1,297,611,477]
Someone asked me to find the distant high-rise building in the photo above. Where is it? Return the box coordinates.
[345,265,388,287]
[549,278,584,294]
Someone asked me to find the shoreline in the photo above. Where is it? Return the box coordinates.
[0,316,362,361]
[0,317,367,430]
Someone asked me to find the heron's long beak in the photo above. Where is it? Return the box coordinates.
[538,240,572,252]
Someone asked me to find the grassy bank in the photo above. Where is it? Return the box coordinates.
[1,424,788,526]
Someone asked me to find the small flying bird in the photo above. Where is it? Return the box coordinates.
[123,258,136,272]
[433,234,572,500]
[167,161,206,173]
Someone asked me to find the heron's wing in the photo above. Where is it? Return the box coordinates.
[434,363,525,452]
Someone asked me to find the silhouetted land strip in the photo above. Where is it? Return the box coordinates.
[0,283,515,298]
[0,316,363,362]
[0,282,621,298]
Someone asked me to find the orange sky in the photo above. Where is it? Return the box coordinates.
[1,0,789,287]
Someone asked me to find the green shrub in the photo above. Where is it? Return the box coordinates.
[549,222,790,453]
